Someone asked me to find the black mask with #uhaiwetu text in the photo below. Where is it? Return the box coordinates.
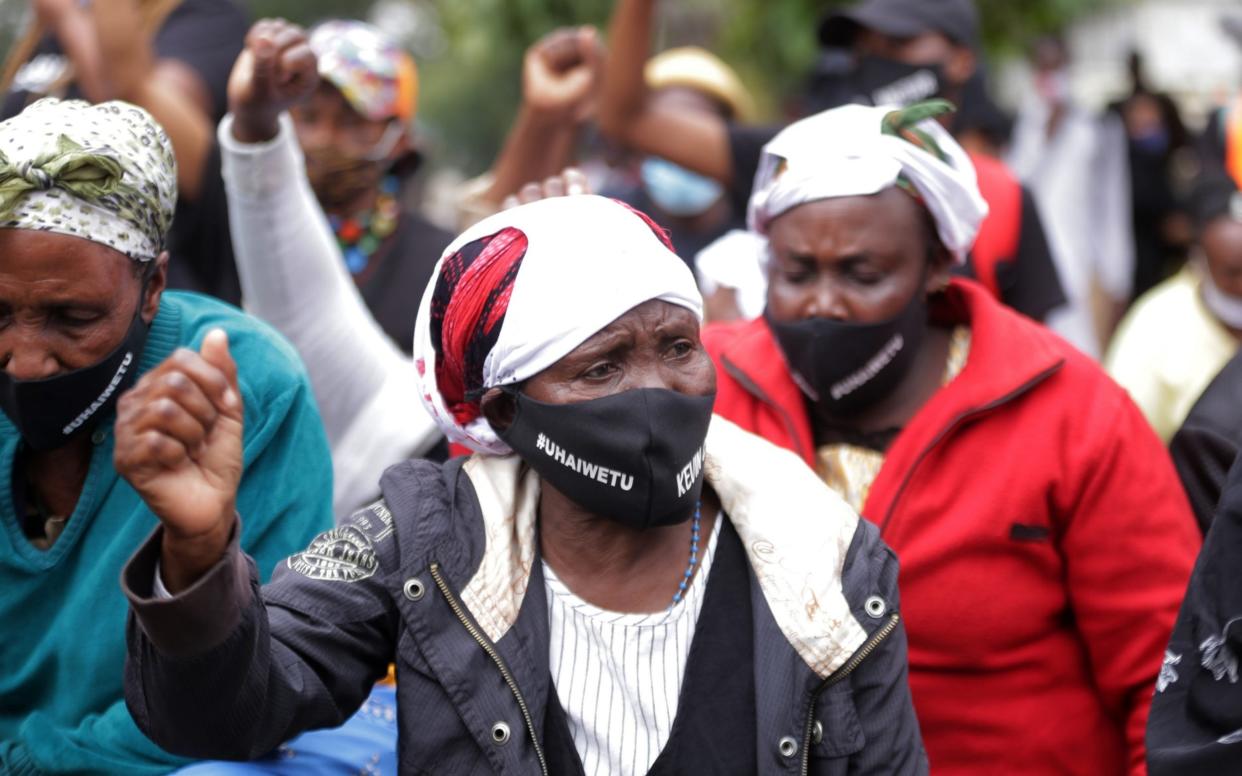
[0,305,150,451]
[765,285,928,414]
[498,387,716,529]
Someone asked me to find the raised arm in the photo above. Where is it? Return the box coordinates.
[221,20,439,512]
[598,0,733,184]
[114,330,396,758]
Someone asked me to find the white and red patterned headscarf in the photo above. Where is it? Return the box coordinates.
[412,195,703,455]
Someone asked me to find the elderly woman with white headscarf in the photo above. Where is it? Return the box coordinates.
[703,99,1201,775]
[114,21,925,776]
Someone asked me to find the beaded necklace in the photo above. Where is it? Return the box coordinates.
[670,500,702,608]
[328,175,401,275]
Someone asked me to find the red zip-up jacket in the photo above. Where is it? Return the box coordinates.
[703,278,1199,775]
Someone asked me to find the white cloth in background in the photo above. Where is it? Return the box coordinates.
[694,229,769,320]
[544,517,722,776]
[747,103,988,263]
[412,195,703,456]
[218,114,441,518]
[1008,101,1134,359]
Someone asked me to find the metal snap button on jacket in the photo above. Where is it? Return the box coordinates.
[813,720,824,745]
[491,721,511,745]
[403,578,425,601]
[778,735,798,758]
[864,595,886,618]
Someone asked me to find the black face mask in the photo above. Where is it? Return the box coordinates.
[498,387,716,530]
[848,55,946,109]
[0,299,151,451]
[765,286,928,414]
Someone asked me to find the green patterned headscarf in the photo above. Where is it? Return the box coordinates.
[0,98,177,262]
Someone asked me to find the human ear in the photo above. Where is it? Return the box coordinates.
[141,252,169,324]
[480,387,518,433]
[925,242,955,295]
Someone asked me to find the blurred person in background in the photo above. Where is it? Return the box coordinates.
[229,23,606,515]
[601,0,1066,327]
[604,46,752,268]
[704,99,1199,775]
[1008,34,1135,358]
[1108,50,1192,302]
[1106,172,1242,443]
[1,0,248,304]
[1196,12,1242,188]
[0,97,330,775]
[294,20,452,354]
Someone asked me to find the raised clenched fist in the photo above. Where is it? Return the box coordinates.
[523,26,604,123]
[227,18,319,144]
[114,329,243,592]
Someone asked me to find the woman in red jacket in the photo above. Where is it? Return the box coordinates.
[704,100,1201,775]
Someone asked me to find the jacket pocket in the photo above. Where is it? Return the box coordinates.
[808,684,865,774]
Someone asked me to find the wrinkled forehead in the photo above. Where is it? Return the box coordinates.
[0,228,137,300]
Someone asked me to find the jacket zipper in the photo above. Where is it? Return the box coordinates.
[429,562,549,776]
[801,612,901,775]
[879,362,1062,535]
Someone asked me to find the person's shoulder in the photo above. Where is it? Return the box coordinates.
[163,291,311,398]
[702,316,765,356]
[1108,271,1203,358]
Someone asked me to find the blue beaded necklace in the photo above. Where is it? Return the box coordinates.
[671,500,702,608]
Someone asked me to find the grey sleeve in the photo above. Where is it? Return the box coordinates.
[841,520,929,775]
[122,503,400,760]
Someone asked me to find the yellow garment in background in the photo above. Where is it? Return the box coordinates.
[1105,265,1240,442]
[818,326,972,513]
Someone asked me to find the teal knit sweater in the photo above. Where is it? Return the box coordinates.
[0,292,334,775]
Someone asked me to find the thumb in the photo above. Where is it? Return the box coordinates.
[199,329,242,417]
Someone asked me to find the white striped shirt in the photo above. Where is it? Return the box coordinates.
[543,518,722,776]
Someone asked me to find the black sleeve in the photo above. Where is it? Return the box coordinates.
[994,188,1067,323]
[1171,424,1238,536]
[164,140,241,305]
[726,123,782,215]
[152,0,249,121]
[1169,354,1242,534]
[1147,455,1242,775]
[123,504,398,760]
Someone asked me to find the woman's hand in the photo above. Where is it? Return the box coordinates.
[227,18,319,144]
[501,167,591,210]
[523,26,604,124]
[114,329,244,593]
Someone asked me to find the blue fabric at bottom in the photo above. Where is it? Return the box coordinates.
[172,684,397,775]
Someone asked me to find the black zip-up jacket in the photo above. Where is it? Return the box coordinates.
[123,417,927,774]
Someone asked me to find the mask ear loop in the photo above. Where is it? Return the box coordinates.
[363,120,406,162]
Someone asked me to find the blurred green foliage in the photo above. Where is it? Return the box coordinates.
[0,0,1127,171]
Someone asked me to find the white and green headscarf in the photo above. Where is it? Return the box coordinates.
[0,98,177,263]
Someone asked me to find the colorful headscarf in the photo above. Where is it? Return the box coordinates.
[413,195,703,455]
[0,98,176,262]
[748,100,988,263]
[309,20,419,124]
